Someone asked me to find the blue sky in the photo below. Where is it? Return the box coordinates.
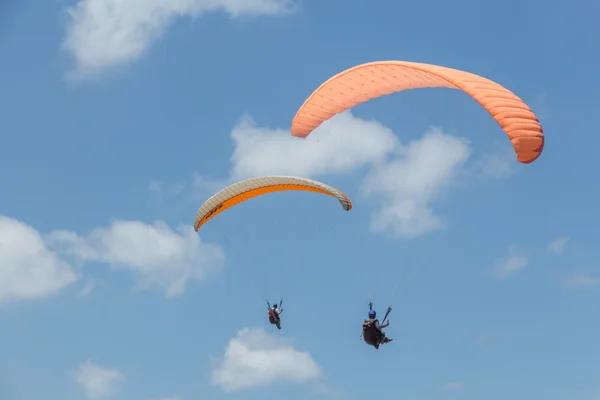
[0,0,599,399]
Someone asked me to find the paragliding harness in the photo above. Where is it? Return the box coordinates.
[360,265,409,349]
[267,299,283,329]
[362,301,392,347]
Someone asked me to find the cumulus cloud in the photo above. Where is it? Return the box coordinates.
[74,361,125,398]
[61,0,296,79]
[0,216,221,302]
[227,112,474,238]
[230,112,399,180]
[493,245,528,279]
[563,274,600,289]
[0,215,78,304]
[48,219,225,298]
[547,237,568,254]
[362,127,470,238]
[211,327,321,392]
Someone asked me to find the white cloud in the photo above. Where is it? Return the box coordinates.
[228,112,473,238]
[61,0,296,79]
[0,216,78,304]
[0,216,220,302]
[362,127,471,238]
[563,274,600,289]
[48,219,225,298]
[230,112,399,180]
[445,381,465,390]
[547,237,568,254]
[211,327,321,391]
[493,245,528,279]
[74,361,125,399]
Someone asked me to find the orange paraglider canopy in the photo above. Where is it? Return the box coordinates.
[291,61,544,164]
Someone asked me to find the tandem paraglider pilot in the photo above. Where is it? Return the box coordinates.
[362,303,393,349]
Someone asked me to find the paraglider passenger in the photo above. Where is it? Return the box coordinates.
[268,303,283,330]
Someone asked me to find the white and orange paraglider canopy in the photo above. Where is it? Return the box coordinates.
[194,176,352,231]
